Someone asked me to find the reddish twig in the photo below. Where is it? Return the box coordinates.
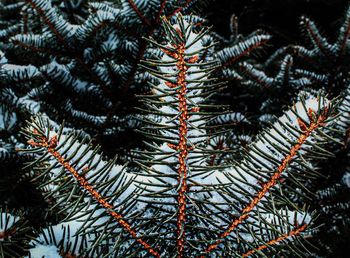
[127,0,152,27]
[0,228,16,240]
[25,0,69,49]
[216,38,270,72]
[163,27,200,257]
[28,133,160,258]
[208,139,225,166]
[199,108,329,256]
[241,224,308,257]
[303,18,331,58]
[164,39,189,258]
[25,0,116,99]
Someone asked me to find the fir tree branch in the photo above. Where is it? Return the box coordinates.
[301,17,332,58]
[27,132,160,258]
[11,39,62,56]
[24,0,115,100]
[127,0,152,27]
[160,28,199,258]
[167,0,192,19]
[216,36,270,72]
[199,107,330,256]
[25,0,69,49]
[241,224,308,257]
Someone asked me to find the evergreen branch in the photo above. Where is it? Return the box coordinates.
[337,7,350,56]
[24,0,115,100]
[241,224,308,257]
[300,16,332,58]
[24,0,69,49]
[215,34,270,72]
[26,131,160,258]
[199,106,330,256]
[156,0,167,23]
[11,39,61,56]
[167,0,192,19]
[127,0,152,27]
[160,26,199,258]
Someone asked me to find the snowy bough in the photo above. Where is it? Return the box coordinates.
[21,15,340,257]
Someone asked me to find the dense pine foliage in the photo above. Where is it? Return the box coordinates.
[0,0,349,257]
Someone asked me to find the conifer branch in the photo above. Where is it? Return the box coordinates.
[27,131,160,258]
[167,0,192,19]
[24,0,69,49]
[160,27,198,258]
[301,17,332,58]
[23,0,115,100]
[221,38,269,69]
[127,0,152,27]
[241,224,308,257]
[11,39,61,56]
[199,106,330,256]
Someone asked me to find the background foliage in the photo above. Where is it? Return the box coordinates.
[0,0,349,257]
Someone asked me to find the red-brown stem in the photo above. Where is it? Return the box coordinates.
[338,20,350,56]
[60,251,78,258]
[0,228,16,240]
[199,110,328,256]
[208,139,224,166]
[127,0,152,27]
[11,40,62,56]
[22,11,28,34]
[25,0,69,49]
[216,39,269,72]
[241,224,308,257]
[157,0,167,22]
[28,135,160,258]
[303,19,331,58]
[174,42,189,258]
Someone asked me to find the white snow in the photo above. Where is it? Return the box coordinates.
[27,244,61,258]
[342,172,350,188]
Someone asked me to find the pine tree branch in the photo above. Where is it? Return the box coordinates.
[199,107,330,256]
[27,132,160,258]
[11,39,62,56]
[241,224,308,257]
[25,0,69,49]
[24,0,116,101]
[216,37,270,72]
[301,17,332,58]
[167,0,192,19]
[160,30,199,257]
[127,0,152,27]
[100,0,169,130]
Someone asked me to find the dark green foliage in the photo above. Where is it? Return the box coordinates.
[0,0,349,257]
